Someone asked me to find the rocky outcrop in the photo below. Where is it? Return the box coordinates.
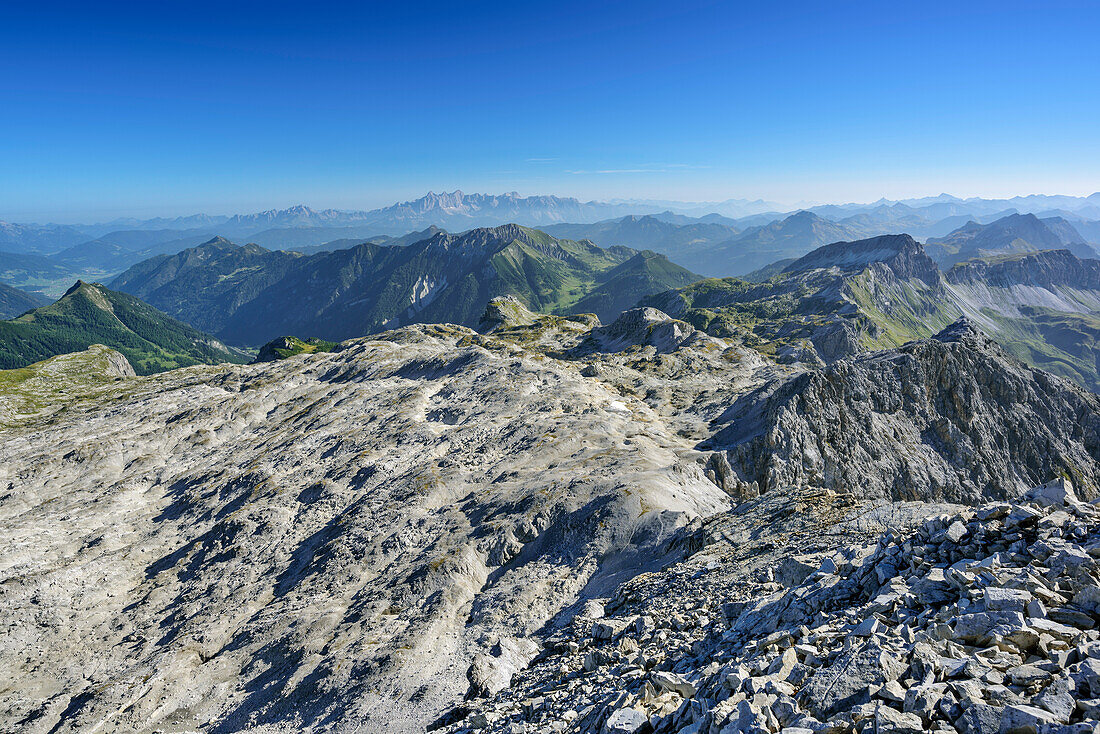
[588,308,713,354]
[0,346,136,429]
[783,234,940,286]
[709,319,1100,503]
[477,295,539,332]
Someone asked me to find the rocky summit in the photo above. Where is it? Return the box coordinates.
[2,301,1100,734]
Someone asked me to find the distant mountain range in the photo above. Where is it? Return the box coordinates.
[807,192,1100,220]
[6,214,1100,392]
[0,281,248,374]
[111,226,700,346]
[548,210,1100,278]
[699,211,862,275]
[0,221,89,254]
[543,215,740,265]
[3,191,1099,298]
[59,192,655,240]
[5,189,1098,253]
[0,283,50,319]
[925,212,1096,266]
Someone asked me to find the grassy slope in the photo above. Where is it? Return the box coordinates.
[0,282,51,319]
[0,346,136,430]
[254,336,339,362]
[569,251,703,322]
[0,282,249,375]
[964,307,1100,389]
[841,271,962,350]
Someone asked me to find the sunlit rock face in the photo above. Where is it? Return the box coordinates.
[2,308,1098,733]
[0,321,739,733]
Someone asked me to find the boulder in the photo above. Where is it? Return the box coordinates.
[651,670,696,698]
[1022,478,1080,508]
[954,612,1027,643]
[604,707,647,734]
[958,702,1003,734]
[875,705,925,734]
[1073,586,1100,617]
[800,641,905,717]
[986,588,1032,614]
[776,556,818,587]
[999,703,1058,733]
[915,568,956,605]
[1034,675,1075,722]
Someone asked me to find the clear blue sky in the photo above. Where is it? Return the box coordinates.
[2,0,1099,222]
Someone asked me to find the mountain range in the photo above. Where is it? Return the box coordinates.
[541,210,873,277]
[4,214,1094,391]
[5,209,1100,734]
[645,232,1100,390]
[925,212,1097,266]
[0,282,50,319]
[547,210,1100,278]
[110,226,700,345]
[0,281,247,374]
[3,208,1099,395]
[4,192,1100,299]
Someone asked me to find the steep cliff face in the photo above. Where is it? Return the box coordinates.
[708,319,1100,503]
[945,248,1100,297]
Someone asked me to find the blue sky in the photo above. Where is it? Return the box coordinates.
[2,0,1098,222]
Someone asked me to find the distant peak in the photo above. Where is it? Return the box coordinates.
[200,236,235,248]
[62,280,93,297]
[783,234,929,277]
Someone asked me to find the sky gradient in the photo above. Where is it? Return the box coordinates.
[2,0,1099,222]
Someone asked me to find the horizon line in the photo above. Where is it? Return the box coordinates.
[5,188,1100,226]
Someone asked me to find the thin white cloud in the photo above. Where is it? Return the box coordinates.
[525,157,558,162]
[565,164,708,175]
[665,163,712,170]
[565,168,660,175]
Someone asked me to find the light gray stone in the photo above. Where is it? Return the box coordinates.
[986,588,1032,614]
[1023,478,1080,508]
[1034,675,1075,722]
[876,706,925,734]
[604,707,647,734]
[958,702,1003,734]
[999,703,1058,733]
[800,641,906,717]
[651,670,697,698]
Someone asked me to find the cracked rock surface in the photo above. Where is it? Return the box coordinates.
[1,304,1099,733]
